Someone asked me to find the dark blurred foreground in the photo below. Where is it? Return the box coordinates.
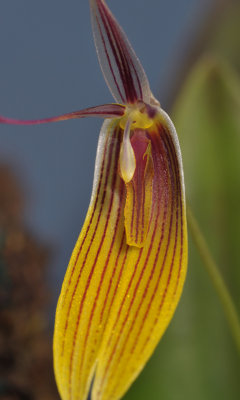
[0,166,58,400]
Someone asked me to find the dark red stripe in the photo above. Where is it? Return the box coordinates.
[98,124,185,399]
[60,123,109,309]
[103,130,171,394]
[96,15,124,102]
[68,129,122,399]
[102,6,135,103]
[111,8,143,100]
[100,2,137,103]
[129,58,143,100]
[103,3,136,102]
[129,127,176,351]
[104,125,180,399]
[95,248,144,399]
[98,4,130,102]
[77,181,125,380]
[109,15,137,103]
[92,241,130,397]
[106,127,180,400]
[135,185,140,244]
[61,126,119,358]
[126,130,173,352]
[102,246,143,358]
[108,195,167,392]
[79,225,126,384]
[112,136,169,363]
[149,129,180,313]
[96,0,144,103]
[100,232,126,323]
[163,131,184,297]
[118,32,143,100]
[96,128,171,393]
[140,175,146,243]
[139,127,181,352]
[130,183,136,240]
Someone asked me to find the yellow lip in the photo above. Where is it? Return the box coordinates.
[119,105,154,130]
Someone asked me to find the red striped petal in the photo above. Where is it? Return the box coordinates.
[54,119,126,400]
[53,108,187,400]
[0,104,125,125]
[92,110,187,400]
[90,0,151,104]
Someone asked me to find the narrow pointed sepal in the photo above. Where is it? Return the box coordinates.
[0,104,125,125]
[90,0,151,104]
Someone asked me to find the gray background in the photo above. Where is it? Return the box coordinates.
[0,0,212,305]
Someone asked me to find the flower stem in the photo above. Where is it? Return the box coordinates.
[187,205,240,354]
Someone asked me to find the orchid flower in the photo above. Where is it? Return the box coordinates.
[0,1,188,400]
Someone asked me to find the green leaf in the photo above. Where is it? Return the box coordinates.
[172,57,240,400]
[123,57,240,400]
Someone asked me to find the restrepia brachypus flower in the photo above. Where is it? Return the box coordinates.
[0,1,188,400]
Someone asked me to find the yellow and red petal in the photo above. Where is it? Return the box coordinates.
[53,109,187,400]
[91,110,187,400]
[54,119,127,400]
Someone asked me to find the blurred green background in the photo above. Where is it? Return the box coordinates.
[1,1,240,400]
[125,1,240,400]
